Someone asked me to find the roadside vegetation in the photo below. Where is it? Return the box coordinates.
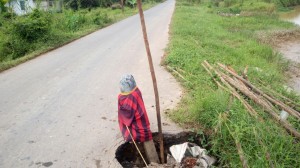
[165,0,300,167]
[0,0,162,71]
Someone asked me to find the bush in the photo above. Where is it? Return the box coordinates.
[229,6,241,13]
[1,12,15,19]
[1,9,52,59]
[274,0,300,7]
[64,11,87,31]
[0,36,6,61]
[12,9,52,42]
[0,31,33,60]
[224,0,237,7]
[64,0,112,9]
[93,13,111,25]
[4,38,31,59]
[210,0,221,7]
[0,0,8,13]
[126,0,137,7]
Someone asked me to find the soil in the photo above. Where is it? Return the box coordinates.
[277,40,300,94]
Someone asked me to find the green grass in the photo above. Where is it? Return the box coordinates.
[0,1,159,72]
[165,0,300,167]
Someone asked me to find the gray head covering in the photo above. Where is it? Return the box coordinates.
[120,74,137,93]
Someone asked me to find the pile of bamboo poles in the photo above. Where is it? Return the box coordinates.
[201,61,300,140]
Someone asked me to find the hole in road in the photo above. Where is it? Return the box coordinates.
[115,131,212,168]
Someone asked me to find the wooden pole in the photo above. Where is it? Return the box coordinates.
[136,0,165,163]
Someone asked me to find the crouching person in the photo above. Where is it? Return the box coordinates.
[118,74,160,164]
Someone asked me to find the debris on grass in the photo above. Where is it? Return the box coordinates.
[201,61,300,140]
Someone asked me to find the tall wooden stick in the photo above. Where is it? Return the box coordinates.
[137,0,164,163]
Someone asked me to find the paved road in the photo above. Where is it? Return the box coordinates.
[0,0,182,167]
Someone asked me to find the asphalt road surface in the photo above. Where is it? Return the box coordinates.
[0,0,182,167]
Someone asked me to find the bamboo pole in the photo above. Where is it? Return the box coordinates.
[219,71,300,139]
[218,63,300,120]
[202,61,260,119]
[166,66,188,82]
[256,79,300,110]
[126,126,148,167]
[202,61,300,139]
[136,0,164,163]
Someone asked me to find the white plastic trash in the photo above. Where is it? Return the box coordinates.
[280,110,289,121]
[169,142,216,168]
[169,142,188,163]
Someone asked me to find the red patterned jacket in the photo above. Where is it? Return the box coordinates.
[118,87,152,142]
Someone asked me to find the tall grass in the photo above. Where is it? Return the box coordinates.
[166,0,300,167]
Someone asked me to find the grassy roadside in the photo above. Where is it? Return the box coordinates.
[0,1,159,72]
[165,0,300,167]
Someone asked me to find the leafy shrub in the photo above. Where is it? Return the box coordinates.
[0,0,8,13]
[274,0,300,7]
[1,12,15,19]
[92,11,111,25]
[80,0,101,8]
[229,6,241,13]
[0,34,32,60]
[99,0,113,7]
[127,0,137,7]
[93,15,103,25]
[146,0,165,2]
[0,35,6,61]
[7,38,32,59]
[65,0,112,9]
[65,11,87,31]
[210,0,222,7]
[224,0,237,7]
[12,9,52,42]
[1,9,52,59]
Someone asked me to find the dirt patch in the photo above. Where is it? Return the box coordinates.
[257,28,300,94]
[256,28,300,47]
[277,40,300,94]
[115,132,213,168]
[278,41,300,64]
